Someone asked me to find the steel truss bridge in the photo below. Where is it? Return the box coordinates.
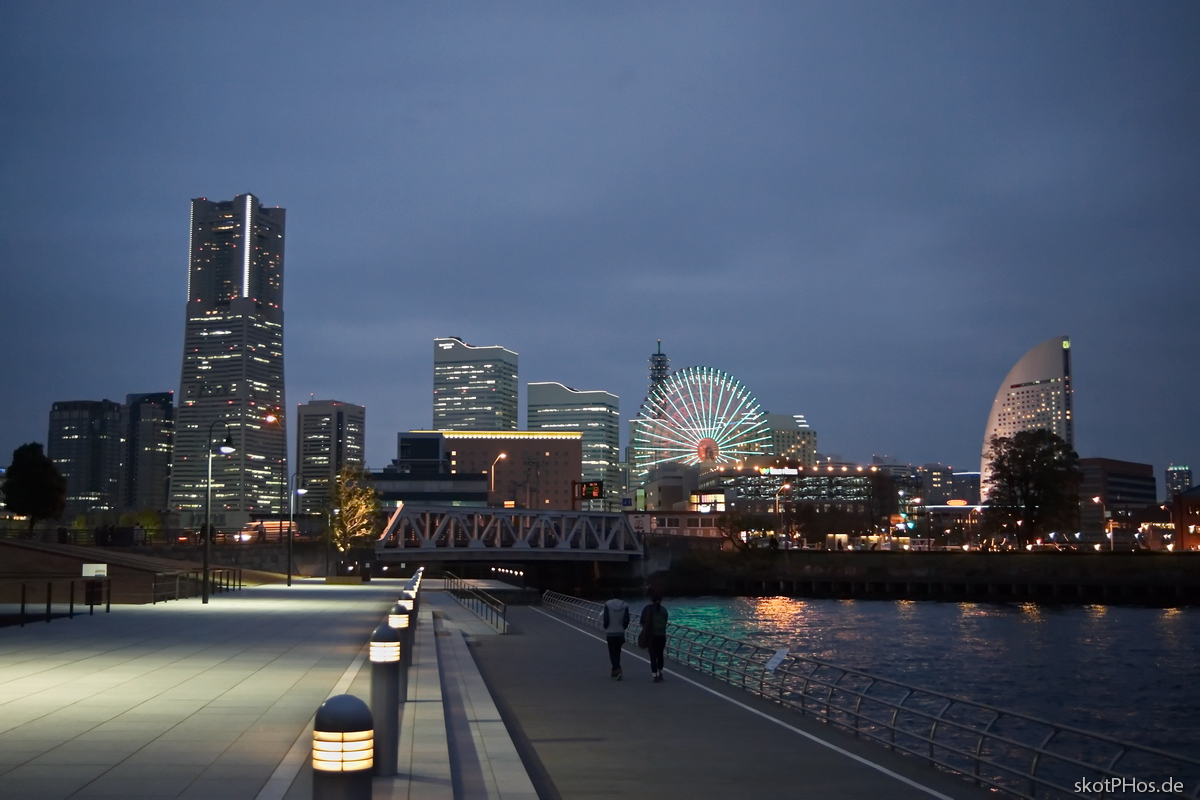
[374,505,644,562]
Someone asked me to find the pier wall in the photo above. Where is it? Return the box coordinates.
[654,549,1200,603]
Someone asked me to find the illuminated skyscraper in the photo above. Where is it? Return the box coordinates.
[296,399,366,514]
[432,337,518,431]
[764,413,818,467]
[169,194,287,530]
[980,335,1074,497]
[1166,464,1192,501]
[48,400,124,517]
[123,392,174,512]
[528,382,620,509]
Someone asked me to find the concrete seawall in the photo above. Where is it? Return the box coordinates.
[656,550,1200,604]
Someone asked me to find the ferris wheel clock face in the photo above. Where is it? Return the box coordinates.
[632,366,771,473]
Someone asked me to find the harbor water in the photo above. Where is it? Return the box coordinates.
[643,596,1200,762]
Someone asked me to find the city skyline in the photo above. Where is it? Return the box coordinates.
[2,4,1197,480]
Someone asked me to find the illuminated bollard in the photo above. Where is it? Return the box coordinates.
[369,623,401,776]
[312,694,373,800]
[389,601,415,670]
[400,588,419,617]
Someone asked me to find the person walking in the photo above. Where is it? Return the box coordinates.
[602,596,630,680]
[640,594,669,682]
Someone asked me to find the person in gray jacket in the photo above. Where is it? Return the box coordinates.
[602,597,631,680]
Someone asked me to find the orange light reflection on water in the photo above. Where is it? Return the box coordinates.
[747,596,810,638]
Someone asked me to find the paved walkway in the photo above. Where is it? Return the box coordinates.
[468,605,994,800]
[0,580,400,799]
[0,581,994,799]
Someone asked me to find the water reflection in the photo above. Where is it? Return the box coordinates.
[656,596,1200,759]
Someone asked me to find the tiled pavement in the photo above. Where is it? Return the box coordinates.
[0,579,993,799]
[0,581,493,799]
[466,604,996,800]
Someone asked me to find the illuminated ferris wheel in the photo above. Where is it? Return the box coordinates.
[631,366,771,476]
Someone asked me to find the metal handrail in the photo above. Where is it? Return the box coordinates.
[541,592,1200,799]
[149,568,242,603]
[444,572,508,633]
[2,577,112,625]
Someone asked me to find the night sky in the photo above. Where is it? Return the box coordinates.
[2,2,1197,481]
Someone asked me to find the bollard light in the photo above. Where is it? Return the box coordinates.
[371,623,402,663]
[313,728,373,772]
[369,623,403,776]
[388,601,412,629]
[313,696,373,771]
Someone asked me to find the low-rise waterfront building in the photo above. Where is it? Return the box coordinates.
[394,430,582,510]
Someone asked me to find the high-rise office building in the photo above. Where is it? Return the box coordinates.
[764,413,818,467]
[980,336,1074,498]
[296,400,366,514]
[1080,458,1156,533]
[1166,464,1192,501]
[48,400,125,518]
[432,337,518,431]
[123,392,174,512]
[527,382,620,510]
[951,471,982,505]
[169,194,287,530]
[917,463,955,505]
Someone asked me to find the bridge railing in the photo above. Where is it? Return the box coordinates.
[376,505,642,556]
[540,591,1200,800]
[444,572,509,633]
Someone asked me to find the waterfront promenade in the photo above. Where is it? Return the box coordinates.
[0,580,991,799]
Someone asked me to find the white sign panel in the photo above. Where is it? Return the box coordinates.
[764,648,789,673]
[82,563,108,577]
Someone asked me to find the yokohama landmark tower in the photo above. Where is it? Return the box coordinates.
[169,194,288,530]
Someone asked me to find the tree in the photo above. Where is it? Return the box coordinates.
[137,507,164,539]
[716,509,773,552]
[982,430,1081,546]
[3,443,67,535]
[864,471,898,534]
[326,467,382,553]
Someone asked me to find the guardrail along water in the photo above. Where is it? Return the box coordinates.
[541,591,1200,800]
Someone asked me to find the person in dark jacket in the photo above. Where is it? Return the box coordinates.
[640,595,669,682]
[602,597,630,679]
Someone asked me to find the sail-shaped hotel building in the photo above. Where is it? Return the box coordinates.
[980,336,1074,498]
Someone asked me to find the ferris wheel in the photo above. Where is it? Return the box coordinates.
[631,366,771,475]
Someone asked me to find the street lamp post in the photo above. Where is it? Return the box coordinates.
[288,471,307,587]
[774,483,791,546]
[489,453,507,502]
[1093,496,1112,551]
[773,483,792,516]
[204,420,235,605]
